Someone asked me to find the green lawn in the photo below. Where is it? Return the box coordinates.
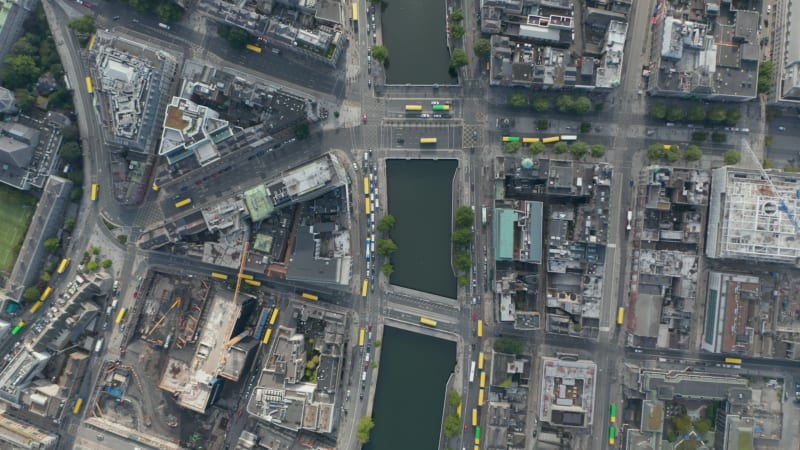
[0,185,37,272]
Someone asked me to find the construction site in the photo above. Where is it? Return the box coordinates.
[83,253,271,449]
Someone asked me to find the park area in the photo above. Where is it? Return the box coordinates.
[0,185,37,272]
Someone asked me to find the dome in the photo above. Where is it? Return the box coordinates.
[521,158,534,169]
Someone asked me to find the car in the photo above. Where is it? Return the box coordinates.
[472,312,478,321]
[778,126,786,131]
[368,322,373,331]
[464,425,469,431]
[353,162,359,170]
[113,15,120,20]
[362,114,368,124]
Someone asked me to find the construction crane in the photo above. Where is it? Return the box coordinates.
[741,138,800,233]
[146,297,181,337]
[221,242,250,364]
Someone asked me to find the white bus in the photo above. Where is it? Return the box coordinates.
[469,361,476,383]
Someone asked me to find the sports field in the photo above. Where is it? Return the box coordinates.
[0,185,37,272]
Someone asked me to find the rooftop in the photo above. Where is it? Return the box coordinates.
[539,357,596,427]
[702,271,760,354]
[159,96,231,167]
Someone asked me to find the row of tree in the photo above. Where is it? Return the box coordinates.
[510,93,594,115]
[505,140,607,160]
[120,0,183,24]
[650,102,741,126]
[376,214,397,276]
[646,143,739,164]
[453,206,474,286]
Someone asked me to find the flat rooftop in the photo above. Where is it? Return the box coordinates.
[539,357,596,428]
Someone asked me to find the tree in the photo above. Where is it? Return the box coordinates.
[555,95,574,113]
[650,102,667,120]
[458,275,469,286]
[590,144,606,159]
[377,238,398,256]
[687,105,706,122]
[11,36,37,56]
[67,15,96,34]
[357,417,375,444]
[44,237,60,252]
[509,93,527,108]
[64,217,76,232]
[23,286,41,303]
[694,418,712,433]
[725,108,741,126]
[374,340,381,347]
[553,142,568,154]
[723,149,741,165]
[101,259,113,268]
[758,60,775,94]
[372,45,389,64]
[448,389,462,407]
[580,122,592,133]
[573,96,592,114]
[14,89,35,111]
[570,141,589,159]
[532,96,550,112]
[473,39,490,58]
[494,337,525,355]
[62,125,80,142]
[117,235,128,245]
[381,263,394,276]
[451,8,464,21]
[671,414,692,434]
[505,141,521,153]
[454,250,472,271]
[217,24,251,49]
[452,228,473,246]
[666,106,686,122]
[87,260,98,271]
[449,49,468,69]
[708,107,726,124]
[684,145,703,161]
[647,143,665,160]
[664,145,681,162]
[155,1,183,23]
[377,214,396,233]
[455,207,474,228]
[294,124,310,140]
[444,413,462,438]
[450,24,465,39]
[2,55,41,89]
[691,131,708,141]
[61,141,82,164]
[536,119,549,130]
[529,141,546,155]
[92,246,101,255]
[70,187,82,202]
[40,271,51,283]
[711,131,727,143]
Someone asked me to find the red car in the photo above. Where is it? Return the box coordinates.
[472,312,478,321]
[368,322,373,331]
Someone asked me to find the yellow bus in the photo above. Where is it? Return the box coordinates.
[420,317,438,327]
[477,320,483,337]
[359,328,366,346]
[30,301,44,314]
[478,388,485,406]
[57,258,70,274]
[175,198,191,208]
[352,2,358,22]
[262,328,273,344]
[85,76,94,94]
[246,44,262,53]
[362,279,369,298]
[542,136,560,144]
[88,33,96,50]
[472,408,478,427]
[115,308,127,324]
[365,197,372,215]
[302,292,319,301]
[420,138,438,144]
[522,137,540,144]
[480,371,486,388]
[617,307,625,325]
[211,272,228,280]
[91,183,99,201]
[478,352,485,370]
[724,357,743,365]
[363,177,370,196]
[269,307,280,325]
[405,104,423,112]
[244,279,261,287]
[73,398,84,415]
[239,273,254,280]
[40,286,53,302]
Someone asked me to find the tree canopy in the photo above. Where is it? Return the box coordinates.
[553,142,568,154]
[473,39,490,58]
[509,93,527,108]
[67,15,96,34]
[372,45,389,64]
[217,24,251,49]
[684,145,702,161]
[590,144,606,158]
[724,149,741,165]
[377,214,396,233]
[570,141,588,159]
[455,206,474,228]
[449,49,468,69]
[494,337,525,355]
[376,238,398,256]
[357,417,375,444]
[529,141,546,155]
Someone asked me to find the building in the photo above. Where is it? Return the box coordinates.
[0,87,16,115]
[2,176,73,304]
[768,0,800,105]
[647,5,760,101]
[286,221,351,286]
[0,122,39,170]
[0,349,50,408]
[266,154,347,208]
[702,271,761,354]
[538,356,597,428]
[158,96,233,166]
[0,411,58,449]
[706,166,800,265]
